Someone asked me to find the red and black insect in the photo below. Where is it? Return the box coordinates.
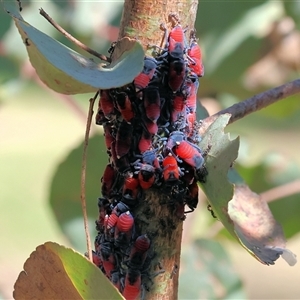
[136,163,156,189]
[168,25,185,59]
[122,269,142,300]
[114,211,134,248]
[92,250,103,268]
[95,101,107,125]
[99,90,115,120]
[168,58,187,92]
[144,119,158,135]
[174,140,204,170]
[162,153,180,182]
[128,234,151,270]
[171,94,186,123]
[187,40,204,77]
[138,149,161,171]
[116,121,133,159]
[103,122,115,151]
[110,141,130,173]
[101,164,116,198]
[185,79,199,113]
[134,56,157,91]
[114,92,135,123]
[143,86,161,123]
[138,130,152,153]
[122,174,140,202]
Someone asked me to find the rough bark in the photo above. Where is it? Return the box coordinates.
[117,1,199,299]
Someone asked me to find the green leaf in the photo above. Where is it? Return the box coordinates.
[199,115,297,266]
[2,1,144,94]
[179,239,246,299]
[49,134,107,250]
[199,114,240,239]
[13,242,123,300]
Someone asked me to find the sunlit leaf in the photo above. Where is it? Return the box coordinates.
[13,242,123,300]
[199,114,297,265]
[2,1,144,94]
[228,184,297,266]
[199,114,240,239]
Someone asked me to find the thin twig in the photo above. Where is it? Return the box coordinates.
[39,8,111,63]
[260,179,300,203]
[200,78,300,133]
[81,91,98,262]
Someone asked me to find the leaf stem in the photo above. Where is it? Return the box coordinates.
[81,92,98,262]
[39,8,111,62]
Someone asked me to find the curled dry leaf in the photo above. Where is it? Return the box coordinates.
[13,242,123,300]
[228,184,297,266]
[199,114,296,266]
[2,1,144,94]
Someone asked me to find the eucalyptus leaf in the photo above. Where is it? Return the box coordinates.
[13,242,124,300]
[2,1,144,94]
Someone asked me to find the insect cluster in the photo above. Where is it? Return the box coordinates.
[93,19,205,299]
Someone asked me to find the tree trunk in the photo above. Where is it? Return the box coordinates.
[117,1,199,299]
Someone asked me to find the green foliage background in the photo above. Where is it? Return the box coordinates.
[1,0,300,298]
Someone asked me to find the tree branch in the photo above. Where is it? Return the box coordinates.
[200,78,300,133]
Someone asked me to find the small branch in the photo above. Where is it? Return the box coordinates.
[260,180,300,203]
[39,8,111,62]
[81,92,98,262]
[200,79,300,133]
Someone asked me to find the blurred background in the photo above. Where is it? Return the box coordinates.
[1,0,300,299]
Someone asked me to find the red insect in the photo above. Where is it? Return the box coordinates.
[95,100,107,125]
[92,250,103,268]
[128,234,151,270]
[143,86,161,123]
[106,212,119,230]
[116,121,133,159]
[188,41,204,77]
[138,130,152,153]
[134,56,157,91]
[185,79,199,113]
[171,94,186,123]
[187,111,196,136]
[99,90,115,120]
[137,163,156,189]
[168,58,187,92]
[144,119,158,135]
[174,140,204,170]
[122,270,142,300]
[98,240,115,278]
[168,25,185,59]
[102,253,116,279]
[162,154,180,182]
[101,164,116,198]
[115,92,134,123]
[110,141,130,173]
[123,175,140,201]
[116,211,134,232]
[103,122,115,150]
[114,211,134,249]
